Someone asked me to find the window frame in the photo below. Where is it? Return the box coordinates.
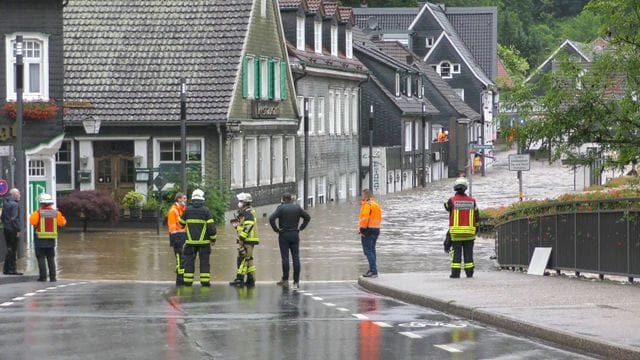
[328,90,335,135]
[351,90,358,135]
[452,63,461,74]
[308,96,315,135]
[297,16,306,51]
[246,56,255,99]
[314,21,323,54]
[331,25,338,57]
[29,159,46,177]
[395,73,401,97]
[258,137,271,186]
[5,33,50,101]
[231,137,244,188]
[344,89,350,134]
[335,89,342,135]
[55,140,74,190]
[154,138,205,185]
[245,137,258,188]
[272,136,283,184]
[346,29,353,59]
[426,36,435,48]
[439,61,452,79]
[317,96,325,134]
[284,136,296,182]
[261,57,269,100]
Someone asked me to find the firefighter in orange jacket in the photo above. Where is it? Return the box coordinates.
[29,193,67,282]
[444,177,479,278]
[167,192,187,285]
[359,189,382,278]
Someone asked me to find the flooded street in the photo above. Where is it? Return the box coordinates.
[21,150,575,282]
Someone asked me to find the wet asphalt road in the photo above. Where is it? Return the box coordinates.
[0,281,594,360]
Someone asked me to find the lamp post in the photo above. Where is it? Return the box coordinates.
[14,35,26,236]
[180,78,187,194]
[421,103,427,187]
[480,88,490,177]
[303,97,309,209]
[368,105,374,192]
[457,118,472,196]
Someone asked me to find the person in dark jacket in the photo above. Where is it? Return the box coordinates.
[179,189,217,286]
[269,193,310,289]
[1,188,22,275]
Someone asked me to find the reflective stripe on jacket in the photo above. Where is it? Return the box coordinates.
[167,202,185,234]
[447,194,478,241]
[29,207,67,240]
[238,208,259,244]
[358,198,382,229]
[179,202,217,245]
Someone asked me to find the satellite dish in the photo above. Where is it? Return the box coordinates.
[367,16,379,30]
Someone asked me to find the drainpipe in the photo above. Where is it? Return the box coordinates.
[216,124,223,182]
[292,62,308,203]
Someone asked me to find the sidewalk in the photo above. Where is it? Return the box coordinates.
[0,273,39,285]
[359,271,640,360]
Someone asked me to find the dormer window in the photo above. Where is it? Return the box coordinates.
[331,25,338,57]
[417,77,423,98]
[395,72,400,97]
[346,29,353,59]
[426,36,435,48]
[296,16,305,51]
[406,75,412,98]
[314,21,322,54]
[452,64,460,74]
[439,61,452,78]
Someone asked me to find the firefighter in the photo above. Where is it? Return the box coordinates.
[179,189,217,286]
[167,192,187,285]
[444,177,479,278]
[229,193,259,288]
[29,193,67,282]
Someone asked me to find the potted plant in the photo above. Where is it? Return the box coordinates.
[3,100,59,121]
[142,193,158,218]
[121,191,144,218]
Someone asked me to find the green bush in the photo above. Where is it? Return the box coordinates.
[121,191,145,209]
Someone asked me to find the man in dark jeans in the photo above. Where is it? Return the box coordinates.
[269,193,310,289]
[1,188,23,275]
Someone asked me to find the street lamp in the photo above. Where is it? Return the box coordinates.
[303,97,309,209]
[456,118,472,196]
[180,78,187,194]
[421,103,427,187]
[368,105,374,192]
[14,35,26,237]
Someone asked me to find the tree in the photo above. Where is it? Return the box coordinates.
[58,191,120,232]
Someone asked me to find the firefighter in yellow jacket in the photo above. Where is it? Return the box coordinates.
[179,189,217,286]
[29,194,67,282]
[229,193,259,288]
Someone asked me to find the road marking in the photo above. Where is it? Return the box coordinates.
[11,297,25,301]
[46,287,56,290]
[399,332,423,339]
[434,344,462,353]
[58,285,67,288]
[336,307,350,312]
[373,321,393,328]
[303,293,313,296]
[352,314,369,320]
[24,293,36,297]
[35,290,47,293]
[68,283,78,286]
[311,296,323,301]
[0,302,14,307]
[323,302,336,307]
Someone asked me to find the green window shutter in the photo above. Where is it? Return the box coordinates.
[255,58,261,99]
[268,60,275,100]
[242,56,248,99]
[280,61,287,100]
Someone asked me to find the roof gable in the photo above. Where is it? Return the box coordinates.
[424,31,491,86]
[525,39,592,83]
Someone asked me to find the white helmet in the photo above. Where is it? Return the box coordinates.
[191,189,205,201]
[39,193,54,204]
[236,192,252,203]
[454,177,468,192]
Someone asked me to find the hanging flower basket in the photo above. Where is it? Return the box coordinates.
[2,100,59,121]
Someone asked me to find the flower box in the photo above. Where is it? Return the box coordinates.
[2,100,59,121]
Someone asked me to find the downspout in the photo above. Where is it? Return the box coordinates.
[356,73,371,195]
[216,124,223,182]
[292,61,308,204]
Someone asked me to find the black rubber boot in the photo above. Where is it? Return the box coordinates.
[245,274,255,288]
[450,269,461,278]
[465,269,474,278]
[229,276,244,287]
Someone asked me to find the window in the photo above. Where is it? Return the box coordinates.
[338,174,347,200]
[56,140,73,188]
[259,137,271,185]
[308,97,315,135]
[243,56,255,99]
[406,76,412,97]
[261,0,267,17]
[414,121,420,150]
[120,159,135,184]
[285,136,296,182]
[261,58,269,100]
[317,176,326,204]
[426,36,435,48]
[453,88,464,101]
[331,25,338,56]
[231,138,243,188]
[274,59,281,100]
[404,122,412,152]
[350,172,357,198]
[272,137,283,184]
[307,177,316,208]
[328,90,335,134]
[297,95,304,135]
[159,140,201,162]
[29,159,45,177]
[245,137,257,187]
[351,90,358,135]
[297,16,305,51]
[439,61,451,78]
[317,97,325,134]
[97,159,111,184]
[344,90,350,134]
[395,73,400,97]
[418,77,423,98]
[452,64,460,74]
[335,89,342,135]
[346,29,353,59]
[6,34,49,101]
[314,21,322,54]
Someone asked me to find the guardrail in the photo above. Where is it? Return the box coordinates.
[495,198,640,282]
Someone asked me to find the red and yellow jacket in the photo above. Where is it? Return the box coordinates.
[29,205,67,240]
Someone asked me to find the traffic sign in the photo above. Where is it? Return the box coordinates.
[153,174,167,190]
[472,144,493,151]
[0,179,8,195]
[509,154,531,171]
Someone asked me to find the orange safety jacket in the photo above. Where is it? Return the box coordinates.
[29,206,67,239]
[359,198,382,229]
[167,202,185,234]
[447,194,478,241]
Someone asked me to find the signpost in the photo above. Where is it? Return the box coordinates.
[509,154,530,201]
[472,144,493,151]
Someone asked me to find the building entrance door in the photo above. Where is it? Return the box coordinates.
[93,141,135,201]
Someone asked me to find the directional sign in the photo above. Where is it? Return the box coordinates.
[472,144,493,151]
[0,179,8,196]
[509,154,531,171]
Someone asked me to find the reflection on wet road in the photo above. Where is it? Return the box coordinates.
[0,281,592,360]
[20,151,574,283]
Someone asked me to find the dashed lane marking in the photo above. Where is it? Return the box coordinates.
[11,297,25,301]
[35,290,47,293]
[46,287,56,290]
[311,296,323,301]
[0,302,14,307]
[303,293,313,296]
[399,332,423,339]
[352,314,369,320]
[323,303,336,307]
[24,293,36,297]
[58,285,67,288]
[434,344,463,353]
[373,322,393,328]
[336,307,350,312]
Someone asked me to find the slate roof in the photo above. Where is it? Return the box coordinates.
[64,0,253,125]
[373,41,479,121]
[352,7,418,30]
[307,0,322,13]
[370,75,438,116]
[287,43,367,74]
[280,0,304,9]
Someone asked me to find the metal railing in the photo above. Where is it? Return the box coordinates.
[495,198,640,281]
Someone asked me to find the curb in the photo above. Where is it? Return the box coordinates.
[358,277,640,360]
[0,274,40,285]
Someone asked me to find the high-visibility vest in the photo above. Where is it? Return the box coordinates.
[183,218,216,245]
[448,194,477,241]
[36,209,58,239]
[359,199,382,229]
[167,203,185,234]
[238,208,259,244]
